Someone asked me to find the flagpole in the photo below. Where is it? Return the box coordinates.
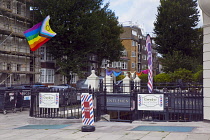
[0,32,13,46]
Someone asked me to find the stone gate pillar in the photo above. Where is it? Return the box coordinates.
[198,0,210,121]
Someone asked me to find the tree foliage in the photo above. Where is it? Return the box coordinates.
[159,51,195,72]
[154,73,172,83]
[154,0,202,72]
[32,0,124,81]
[170,68,193,82]
[138,74,148,83]
[116,75,125,81]
[193,70,203,82]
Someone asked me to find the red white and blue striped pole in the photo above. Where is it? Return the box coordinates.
[146,34,153,93]
[81,94,94,125]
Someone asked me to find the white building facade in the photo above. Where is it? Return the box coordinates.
[198,0,210,121]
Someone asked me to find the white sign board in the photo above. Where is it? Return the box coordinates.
[39,92,59,108]
[138,94,164,111]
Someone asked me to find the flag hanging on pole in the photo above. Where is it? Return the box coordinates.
[23,15,56,51]
[146,34,153,93]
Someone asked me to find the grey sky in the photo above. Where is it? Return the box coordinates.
[103,0,203,35]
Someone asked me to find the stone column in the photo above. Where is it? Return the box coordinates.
[123,73,130,94]
[133,75,141,90]
[105,75,113,92]
[198,0,210,121]
[87,70,99,91]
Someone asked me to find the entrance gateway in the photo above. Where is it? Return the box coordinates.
[28,82,203,122]
[94,84,203,122]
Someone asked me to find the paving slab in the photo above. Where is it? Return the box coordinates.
[1,110,210,140]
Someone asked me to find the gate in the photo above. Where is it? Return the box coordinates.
[94,90,135,123]
[95,82,203,122]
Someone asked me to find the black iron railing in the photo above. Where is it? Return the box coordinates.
[28,82,203,122]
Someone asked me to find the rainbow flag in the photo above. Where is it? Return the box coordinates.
[24,15,56,51]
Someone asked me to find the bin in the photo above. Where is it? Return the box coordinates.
[16,89,31,111]
[0,90,17,114]
[21,89,31,109]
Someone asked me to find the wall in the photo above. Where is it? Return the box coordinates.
[198,0,210,121]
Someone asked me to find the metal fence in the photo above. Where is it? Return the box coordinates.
[95,82,203,122]
[28,82,203,122]
[29,88,88,119]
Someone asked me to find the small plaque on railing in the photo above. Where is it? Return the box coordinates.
[39,92,59,108]
[138,94,164,111]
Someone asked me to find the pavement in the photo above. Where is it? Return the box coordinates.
[0,110,210,140]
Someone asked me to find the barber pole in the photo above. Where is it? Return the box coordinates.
[81,94,94,125]
[146,34,153,93]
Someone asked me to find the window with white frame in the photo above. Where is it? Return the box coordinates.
[70,72,77,84]
[40,69,54,83]
[143,54,147,60]
[131,62,135,68]
[47,69,53,83]
[132,30,137,36]
[7,63,11,70]
[131,51,136,57]
[132,40,136,46]
[101,59,109,68]
[122,50,127,57]
[40,47,45,60]
[101,60,106,68]
[17,64,21,71]
[121,62,127,69]
[40,46,53,61]
[40,69,45,82]
[112,62,116,68]
[116,62,121,68]
[138,55,141,62]
[138,44,141,52]
[109,62,113,68]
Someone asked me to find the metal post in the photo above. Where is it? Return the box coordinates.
[9,74,12,87]
[0,32,13,46]
[104,62,107,113]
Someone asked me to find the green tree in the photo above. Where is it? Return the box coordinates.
[193,70,203,82]
[154,0,201,72]
[154,73,172,83]
[32,0,124,82]
[159,51,194,72]
[170,68,193,82]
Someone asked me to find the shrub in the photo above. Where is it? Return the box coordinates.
[170,68,193,82]
[116,75,125,81]
[193,70,203,82]
[138,74,148,83]
[154,73,172,83]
